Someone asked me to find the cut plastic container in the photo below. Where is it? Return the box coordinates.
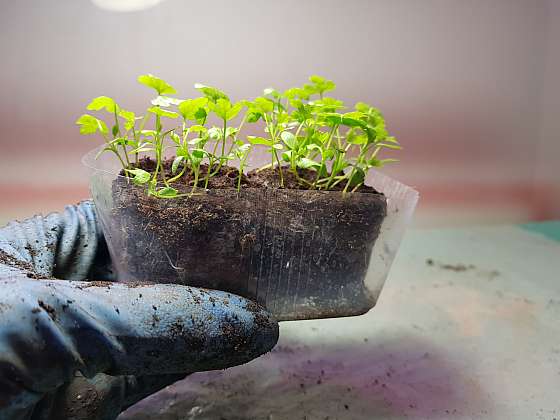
[83,146,418,321]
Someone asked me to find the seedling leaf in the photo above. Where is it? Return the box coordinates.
[76,114,108,135]
[87,96,118,113]
[126,168,151,185]
[247,136,273,146]
[156,186,178,198]
[194,83,229,103]
[148,106,179,119]
[138,74,177,95]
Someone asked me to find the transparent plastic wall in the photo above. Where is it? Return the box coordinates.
[84,147,418,321]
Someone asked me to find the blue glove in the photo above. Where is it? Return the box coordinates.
[0,201,278,420]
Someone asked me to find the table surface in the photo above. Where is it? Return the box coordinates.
[120,222,560,420]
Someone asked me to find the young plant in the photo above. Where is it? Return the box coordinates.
[78,74,400,198]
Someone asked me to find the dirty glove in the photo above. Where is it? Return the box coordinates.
[0,201,278,420]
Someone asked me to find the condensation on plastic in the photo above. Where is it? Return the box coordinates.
[83,146,418,321]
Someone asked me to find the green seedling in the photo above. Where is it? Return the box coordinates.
[78,74,400,197]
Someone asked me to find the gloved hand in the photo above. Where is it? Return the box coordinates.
[0,201,278,420]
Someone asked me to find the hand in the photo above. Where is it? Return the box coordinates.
[0,201,278,420]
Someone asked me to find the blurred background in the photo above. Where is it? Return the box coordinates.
[0,0,558,227]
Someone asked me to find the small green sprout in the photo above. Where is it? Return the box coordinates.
[78,74,400,197]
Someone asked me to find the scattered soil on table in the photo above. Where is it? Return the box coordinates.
[426,259,476,272]
[112,158,386,320]
[0,249,40,279]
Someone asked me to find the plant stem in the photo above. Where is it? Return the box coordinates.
[351,182,363,193]
[221,118,227,156]
[190,167,200,196]
[166,163,187,184]
[274,150,284,187]
[111,147,127,172]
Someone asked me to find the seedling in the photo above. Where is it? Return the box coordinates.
[77,74,400,196]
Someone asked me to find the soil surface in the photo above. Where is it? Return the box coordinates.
[111,158,386,320]
[123,157,380,194]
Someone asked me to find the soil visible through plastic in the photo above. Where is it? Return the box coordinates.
[111,158,386,320]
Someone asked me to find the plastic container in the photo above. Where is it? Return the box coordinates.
[83,146,418,321]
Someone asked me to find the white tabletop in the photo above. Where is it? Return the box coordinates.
[121,223,560,420]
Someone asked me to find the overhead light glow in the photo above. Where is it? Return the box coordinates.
[91,0,166,12]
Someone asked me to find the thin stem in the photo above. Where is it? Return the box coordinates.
[221,118,227,156]
[111,147,127,171]
[273,150,284,187]
[190,167,200,196]
[351,182,363,193]
[167,162,187,184]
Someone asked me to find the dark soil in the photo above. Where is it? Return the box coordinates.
[122,157,380,194]
[110,158,387,320]
[0,249,40,279]
[123,157,251,191]
[246,167,379,193]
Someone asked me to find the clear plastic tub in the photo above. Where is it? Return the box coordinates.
[83,146,418,321]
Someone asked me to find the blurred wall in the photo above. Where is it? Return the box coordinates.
[0,0,558,226]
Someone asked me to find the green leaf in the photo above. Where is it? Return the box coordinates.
[284,87,311,101]
[227,101,243,120]
[263,87,281,98]
[247,136,273,146]
[194,108,207,124]
[148,106,179,119]
[253,97,274,113]
[129,142,153,154]
[210,99,243,121]
[194,83,229,103]
[119,109,136,131]
[246,109,262,123]
[225,127,239,138]
[76,114,108,135]
[151,96,181,107]
[379,158,399,165]
[175,145,190,157]
[125,168,151,185]
[138,74,177,95]
[156,186,178,198]
[108,136,129,146]
[87,96,118,113]
[211,98,231,120]
[139,129,157,137]
[272,143,283,150]
[348,167,365,186]
[373,123,388,140]
[323,149,335,160]
[191,148,207,159]
[281,150,293,162]
[347,133,367,145]
[377,142,402,150]
[307,144,323,152]
[188,137,204,145]
[188,125,207,133]
[310,97,344,111]
[207,127,222,139]
[309,75,336,95]
[172,156,185,174]
[178,97,208,121]
[169,132,181,145]
[355,102,371,113]
[297,157,321,169]
[280,131,297,149]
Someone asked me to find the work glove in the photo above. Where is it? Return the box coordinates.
[0,201,278,420]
